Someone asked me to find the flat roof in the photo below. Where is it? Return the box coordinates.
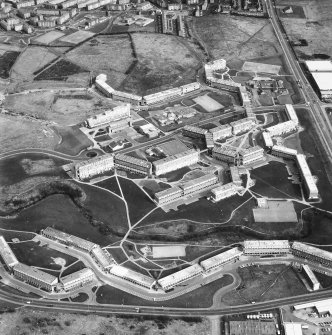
[115,153,151,168]
[292,242,332,261]
[0,236,18,267]
[201,247,242,270]
[284,323,303,335]
[158,263,203,288]
[244,240,290,249]
[13,263,58,285]
[272,145,298,156]
[311,72,332,91]
[305,60,332,72]
[155,186,182,198]
[181,173,217,191]
[61,268,94,285]
[153,149,199,167]
[110,265,155,286]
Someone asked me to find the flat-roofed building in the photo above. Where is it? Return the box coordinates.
[285,104,299,125]
[154,186,182,205]
[271,145,297,159]
[86,104,131,129]
[61,268,95,291]
[311,72,332,101]
[229,320,276,335]
[13,263,58,292]
[0,236,19,269]
[243,240,290,255]
[158,263,203,291]
[209,124,232,141]
[142,87,181,105]
[74,154,114,180]
[90,246,114,270]
[110,265,156,289]
[201,247,243,272]
[266,120,297,137]
[210,182,242,202]
[230,166,242,186]
[230,118,254,135]
[291,242,332,268]
[282,323,303,335]
[41,227,97,252]
[239,146,264,165]
[262,132,273,148]
[112,90,142,105]
[294,298,332,315]
[245,106,256,122]
[305,60,332,72]
[302,264,320,291]
[153,149,200,176]
[212,145,237,164]
[95,74,114,98]
[204,132,214,149]
[296,154,319,199]
[180,82,200,94]
[182,125,207,138]
[180,173,218,195]
[240,86,251,106]
[114,154,152,175]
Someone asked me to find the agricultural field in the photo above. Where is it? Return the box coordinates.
[193,15,281,67]
[66,35,134,89]
[10,46,58,82]
[276,0,332,60]
[0,114,58,152]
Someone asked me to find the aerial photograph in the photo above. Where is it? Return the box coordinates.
[0,0,332,333]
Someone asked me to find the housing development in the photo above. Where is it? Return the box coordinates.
[0,0,332,333]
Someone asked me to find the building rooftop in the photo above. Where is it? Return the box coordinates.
[75,154,114,169]
[113,90,142,101]
[180,173,217,191]
[230,117,253,127]
[183,125,208,135]
[110,265,155,287]
[61,268,95,286]
[153,149,199,167]
[311,72,332,91]
[294,298,332,314]
[262,132,273,147]
[201,247,242,270]
[272,145,298,156]
[244,240,290,249]
[155,186,182,199]
[212,145,237,157]
[13,263,58,285]
[91,247,114,268]
[0,236,18,267]
[115,153,152,169]
[285,104,298,123]
[209,124,232,133]
[158,263,203,289]
[239,145,263,156]
[229,320,276,335]
[283,323,303,335]
[292,242,332,261]
[305,60,332,72]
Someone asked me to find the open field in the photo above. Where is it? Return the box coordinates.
[10,46,58,82]
[59,30,95,44]
[33,31,65,45]
[10,240,77,270]
[0,114,58,152]
[95,177,122,197]
[0,309,210,335]
[66,35,134,89]
[118,177,156,224]
[221,265,307,305]
[4,90,114,126]
[118,33,201,95]
[193,16,281,65]
[276,0,332,60]
[97,274,233,308]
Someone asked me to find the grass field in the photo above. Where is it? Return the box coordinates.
[193,16,280,65]
[10,240,77,270]
[66,35,134,89]
[54,126,93,155]
[0,115,58,152]
[97,274,233,308]
[277,0,332,60]
[33,31,65,45]
[60,261,86,277]
[221,265,306,305]
[118,33,200,95]
[10,46,58,82]
[0,51,20,79]
[95,177,122,197]
[117,177,156,224]
[251,161,302,199]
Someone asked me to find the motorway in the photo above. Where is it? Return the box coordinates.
[267,0,332,162]
[1,285,332,317]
